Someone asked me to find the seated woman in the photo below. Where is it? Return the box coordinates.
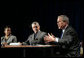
[1,26,17,46]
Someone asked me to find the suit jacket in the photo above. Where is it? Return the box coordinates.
[58,26,79,57]
[1,34,17,45]
[55,26,80,57]
[25,31,47,45]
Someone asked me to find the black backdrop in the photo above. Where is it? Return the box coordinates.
[0,0,83,42]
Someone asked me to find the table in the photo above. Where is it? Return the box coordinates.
[1,45,57,57]
[1,45,56,48]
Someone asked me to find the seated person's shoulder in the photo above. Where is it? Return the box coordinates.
[10,35,17,38]
[28,33,34,37]
[42,31,47,34]
[67,26,77,34]
[68,26,76,31]
[41,31,47,36]
[1,36,5,39]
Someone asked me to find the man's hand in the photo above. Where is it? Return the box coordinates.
[18,42,22,45]
[1,42,7,46]
[44,33,56,43]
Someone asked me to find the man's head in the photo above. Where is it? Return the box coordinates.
[31,21,40,33]
[4,26,11,36]
[57,15,69,29]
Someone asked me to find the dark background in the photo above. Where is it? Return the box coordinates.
[0,0,83,42]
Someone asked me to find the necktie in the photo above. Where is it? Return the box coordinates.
[34,33,37,40]
[60,31,63,39]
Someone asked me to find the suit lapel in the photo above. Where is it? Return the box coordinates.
[32,34,35,40]
[62,26,69,39]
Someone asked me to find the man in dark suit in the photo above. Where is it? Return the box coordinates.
[44,15,80,57]
[24,21,47,45]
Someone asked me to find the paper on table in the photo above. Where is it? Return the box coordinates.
[35,44,52,46]
[9,43,21,45]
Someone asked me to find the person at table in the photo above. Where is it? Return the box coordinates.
[44,15,80,57]
[23,21,47,45]
[1,26,17,46]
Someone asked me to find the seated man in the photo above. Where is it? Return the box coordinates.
[1,26,17,46]
[44,15,80,57]
[23,21,47,45]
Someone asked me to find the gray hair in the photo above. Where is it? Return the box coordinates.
[58,15,69,24]
[31,21,40,27]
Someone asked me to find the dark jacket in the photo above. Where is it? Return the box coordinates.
[55,26,79,57]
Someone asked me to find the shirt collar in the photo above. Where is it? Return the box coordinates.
[34,30,40,34]
[62,25,68,33]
